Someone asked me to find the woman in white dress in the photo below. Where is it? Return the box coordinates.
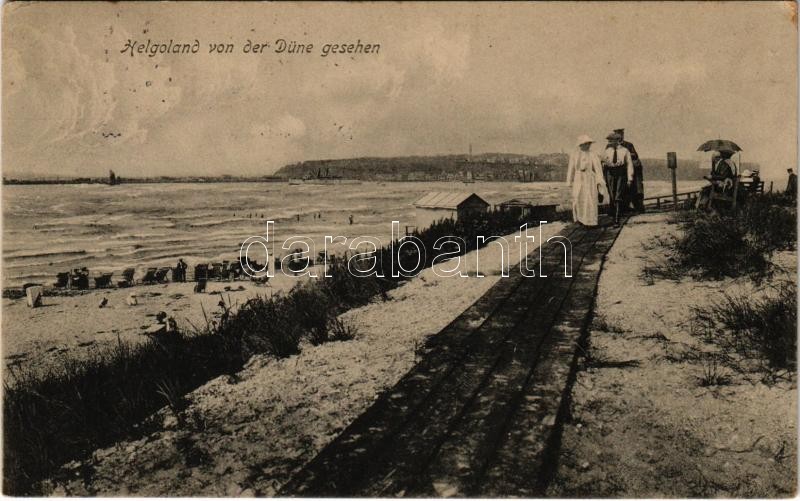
[565,134,609,227]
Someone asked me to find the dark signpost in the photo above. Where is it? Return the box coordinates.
[667,152,678,210]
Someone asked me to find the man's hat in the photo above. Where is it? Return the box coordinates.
[613,128,625,134]
[606,132,622,141]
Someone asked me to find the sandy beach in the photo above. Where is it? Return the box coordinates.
[51,222,566,496]
[2,273,315,377]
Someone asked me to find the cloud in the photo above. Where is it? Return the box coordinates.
[623,58,708,95]
[251,113,306,139]
[400,17,471,83]
[4,24,116,150]
[4,20,186,166]
[2,3,795,180]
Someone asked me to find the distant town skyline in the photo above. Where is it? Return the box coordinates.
[3,2,797,180]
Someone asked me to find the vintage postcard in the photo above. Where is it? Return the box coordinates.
[2,1,797,497]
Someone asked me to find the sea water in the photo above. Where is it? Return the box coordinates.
[2,180,696,287]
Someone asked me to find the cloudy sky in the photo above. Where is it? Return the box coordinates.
[3,2,797,179]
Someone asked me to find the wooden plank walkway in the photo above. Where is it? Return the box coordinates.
[280,217,625,497]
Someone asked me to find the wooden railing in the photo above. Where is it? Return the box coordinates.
[643,191,700,210]
[643,180,766,212]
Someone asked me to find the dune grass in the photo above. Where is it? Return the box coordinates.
[641,194,796,383]
[693,280,796,381]
[645,193,796,281]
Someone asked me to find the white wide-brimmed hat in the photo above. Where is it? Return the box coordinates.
[576,134,594,146]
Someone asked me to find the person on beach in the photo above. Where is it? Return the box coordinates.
[786,168,797,202]
[566,135,610,227]
[175,258,188,282]
[602,132,634,226]
[613,128,645,213]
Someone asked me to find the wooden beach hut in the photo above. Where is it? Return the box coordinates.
[497,198,559,221]
[413,192,490,229]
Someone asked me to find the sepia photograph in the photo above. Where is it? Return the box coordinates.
[2,1,797,497]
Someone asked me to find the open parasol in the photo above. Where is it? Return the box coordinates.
[697,139,742,153]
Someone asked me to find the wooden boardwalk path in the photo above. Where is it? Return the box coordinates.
[281,218,625,497]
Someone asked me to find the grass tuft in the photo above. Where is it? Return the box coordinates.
[696,354,732,387]
[693,280,796,379]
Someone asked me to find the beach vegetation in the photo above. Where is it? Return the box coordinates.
[696,353,732,387]
[692,280,796,381]
[645,193,796,281]
[3,209,542,495]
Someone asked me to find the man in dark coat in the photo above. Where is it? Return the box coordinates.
[602,133,635,226]
[614,128,645,213]
[787,168,797,202]
[175,258,188,282]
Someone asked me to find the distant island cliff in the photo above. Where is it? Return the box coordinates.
[3,153,759,185]
[273,153,758,182]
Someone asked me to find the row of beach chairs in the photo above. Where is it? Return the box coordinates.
[53,267,139,289]
[51,260,271,290]
[140,267,172,284]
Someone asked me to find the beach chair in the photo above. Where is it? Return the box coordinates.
[93,272,113,288]
[140,267,158,284]
[219,260,231,281]
[71,269,90,290]
[194,264,209,282]
[287,256,310,273]
[25,285,44,308]
[154,267,171,283]
[210,262,224,280]
[118,268,136,287]
[229,261,242,280]
[53,272,70,288]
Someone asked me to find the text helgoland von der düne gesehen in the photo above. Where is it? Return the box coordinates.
[121,38,381,58]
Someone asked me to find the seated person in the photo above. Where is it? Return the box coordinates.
[707,151,735,185]
[751,170,761,193]
[740,169,762,194]
[697,151,737,209]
